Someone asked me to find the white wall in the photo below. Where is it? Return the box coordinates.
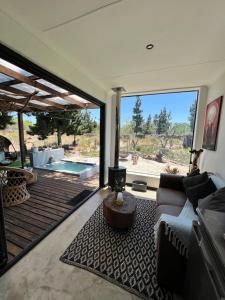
[200,72,225,179]
[0,11,107,101]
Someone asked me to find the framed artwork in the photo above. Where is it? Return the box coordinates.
[202,96,223,151]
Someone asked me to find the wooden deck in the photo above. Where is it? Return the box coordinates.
[2,170,99,270]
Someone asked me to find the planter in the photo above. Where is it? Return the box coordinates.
[132,180,147,192]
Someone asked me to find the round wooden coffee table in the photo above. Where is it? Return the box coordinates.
[103,192,136,229]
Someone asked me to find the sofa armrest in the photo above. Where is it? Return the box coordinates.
[159,173,185,191]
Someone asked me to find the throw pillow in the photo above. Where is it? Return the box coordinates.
[186,178,217,210]
[183,172,208,192]
[198,187,225,212]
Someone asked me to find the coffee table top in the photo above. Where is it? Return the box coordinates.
[103,191,136,214]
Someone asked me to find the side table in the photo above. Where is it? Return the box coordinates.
[103,191,136,229]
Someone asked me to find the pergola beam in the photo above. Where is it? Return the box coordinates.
[2,75,39,86]
[0,83,65,110]
[37,92,73,99]
[0,102,31,112]
[0,64,85,108]
[0,94,47,111]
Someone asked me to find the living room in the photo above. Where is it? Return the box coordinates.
[0,1,225,300]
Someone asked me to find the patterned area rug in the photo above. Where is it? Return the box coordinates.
[60,198,173,300]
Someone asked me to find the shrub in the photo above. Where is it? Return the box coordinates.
[165,165,180,174]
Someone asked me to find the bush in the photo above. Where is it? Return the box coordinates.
[165,165,180,174]
[120,135,191,165]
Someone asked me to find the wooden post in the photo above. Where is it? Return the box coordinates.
[18,112,25,168]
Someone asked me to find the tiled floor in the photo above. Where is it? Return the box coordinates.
[0,188,156,300]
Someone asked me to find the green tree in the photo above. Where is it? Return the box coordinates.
[144,114,152,134]
[66,110,97,145]
[172,123,191,135]
[27,113,53,140]
[189,100,197,132]
[28,110,96,146]
[0,112,15,130]
[120,121,134,135]
[155,107,171,134]
[81,111,97,134]
[153,114,159,126]
[132,96,144,135]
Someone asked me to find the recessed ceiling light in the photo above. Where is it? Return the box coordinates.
[146,43,154,50]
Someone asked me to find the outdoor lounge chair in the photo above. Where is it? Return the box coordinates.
[0,166,34,207]
[0,136,17,165]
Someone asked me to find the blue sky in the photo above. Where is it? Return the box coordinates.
[121,91,198,125]
[14,90,197,125]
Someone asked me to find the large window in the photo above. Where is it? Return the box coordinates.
[120,91,198,176]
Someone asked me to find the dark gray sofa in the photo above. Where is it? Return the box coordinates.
[156,173,186,221]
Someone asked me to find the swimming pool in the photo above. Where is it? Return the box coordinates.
[39,160,98,179]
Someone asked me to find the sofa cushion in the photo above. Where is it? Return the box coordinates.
[198,187,225,212]
[159,173,184,191]
[157,187,187,207]
[182,172,208,192]
[155,205,183,222]
[186,178,217,210]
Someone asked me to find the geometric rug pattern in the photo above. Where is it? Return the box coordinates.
[60,198,173,300]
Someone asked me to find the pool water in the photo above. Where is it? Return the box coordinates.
[42,161,94,174]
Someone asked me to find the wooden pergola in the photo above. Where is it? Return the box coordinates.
[0,58,97,167]
[0,59,97,112]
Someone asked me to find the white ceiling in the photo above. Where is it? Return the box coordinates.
[1,0,225,94]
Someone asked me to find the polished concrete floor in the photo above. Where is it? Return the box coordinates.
[0,188,156,300]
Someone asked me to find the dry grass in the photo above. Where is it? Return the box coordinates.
[0,128,100,156]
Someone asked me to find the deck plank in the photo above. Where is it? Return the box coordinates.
[28,194,73,209]
[5,214,44,235]
[1,169,98,273]
[22,201,66,218]
[29,198,70,213]
[7,241,24,257]
[5,209,51,229]
[5,222,39,241]
[8,206,56,225]
[6,231,31,249]
[19,203,63,221]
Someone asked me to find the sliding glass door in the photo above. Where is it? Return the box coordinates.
[0,43,105,272]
